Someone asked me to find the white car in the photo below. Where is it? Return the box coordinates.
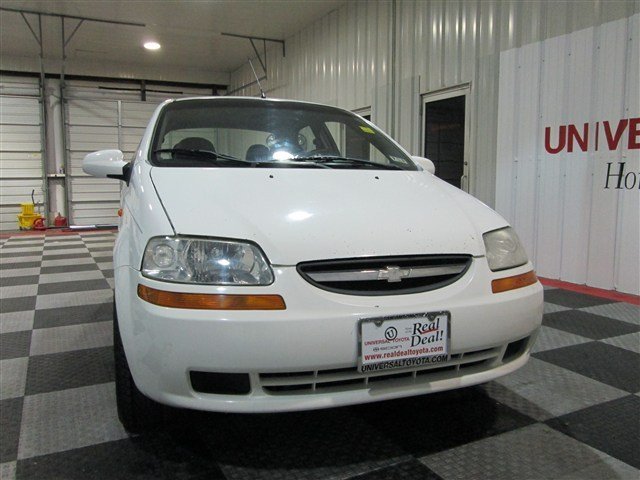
[83,97,543,432]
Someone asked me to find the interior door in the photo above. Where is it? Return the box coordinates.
[422,88,470,190]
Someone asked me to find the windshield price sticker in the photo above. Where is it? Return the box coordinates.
[359,312,450,373]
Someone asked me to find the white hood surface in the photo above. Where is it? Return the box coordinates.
[150,168,504,265]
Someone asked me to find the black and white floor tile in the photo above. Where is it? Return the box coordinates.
[0,232,638,479]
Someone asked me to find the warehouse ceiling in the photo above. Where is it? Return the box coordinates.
[0,0,344,80]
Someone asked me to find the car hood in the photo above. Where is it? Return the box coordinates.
[150,168,504,265]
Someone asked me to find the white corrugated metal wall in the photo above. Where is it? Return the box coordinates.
[229,1,394,130]
[228,0,639,294]
[0,76,218,230]
[0,75,45,232]
[65,92,122,225]
[64,81,212,225]
[229,0,637,205]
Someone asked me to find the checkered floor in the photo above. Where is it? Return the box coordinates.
[1,232,638,480]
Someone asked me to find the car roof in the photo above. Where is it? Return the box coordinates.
[167,96,360,117]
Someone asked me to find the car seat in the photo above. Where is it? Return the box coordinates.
[246,144,271,163]
[174,137,215,152]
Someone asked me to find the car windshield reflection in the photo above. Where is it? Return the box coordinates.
[151,98,417,171]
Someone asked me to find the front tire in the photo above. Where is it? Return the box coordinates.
[113,300,162,432]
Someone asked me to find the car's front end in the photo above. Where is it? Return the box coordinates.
[117,252,541,413]
[86,97,542,426]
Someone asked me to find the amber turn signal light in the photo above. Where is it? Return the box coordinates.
[137,284,286,310]
[491,271,538,294]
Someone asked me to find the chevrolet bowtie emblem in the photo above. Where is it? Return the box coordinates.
[378,266,407,283]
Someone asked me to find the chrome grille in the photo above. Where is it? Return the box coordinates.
[297,255,472,295]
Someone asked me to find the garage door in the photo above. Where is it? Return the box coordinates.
[0,75,45,232]
[65,81,211,226]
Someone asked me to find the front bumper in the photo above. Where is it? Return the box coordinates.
[115,259,543,413]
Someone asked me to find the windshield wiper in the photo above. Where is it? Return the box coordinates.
[153,148,250,165]
[292,155,403,170]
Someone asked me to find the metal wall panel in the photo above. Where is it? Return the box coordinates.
[0,76,44,232]
[68,125,119,151]
[615,12,640,295]
[0,96,41,125]
[65,95,121,225]
[555,30,592,285]
[65,100,118,126]
[65,91,135,225]
[1,78,215,230]
[121,101,160,156]
[0,152,42,178]
[64,99,116,226]
[228,1,393,127]
[121,102,159,128]
[0,125,41,151]
[0,75,40,96]
[584,17,633,291]
[510,41,543,264]
[64,81,211,225]
[532,35,567,280]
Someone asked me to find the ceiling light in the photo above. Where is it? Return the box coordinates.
[144,41,161,50]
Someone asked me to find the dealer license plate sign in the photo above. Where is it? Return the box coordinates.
[359,312,450,373]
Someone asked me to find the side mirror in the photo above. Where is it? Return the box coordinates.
[411,156,436,175]
[83,149,131,183]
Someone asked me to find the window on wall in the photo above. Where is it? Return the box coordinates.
[424,95,466,188]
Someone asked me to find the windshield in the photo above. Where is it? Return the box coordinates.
[150,99,417,170]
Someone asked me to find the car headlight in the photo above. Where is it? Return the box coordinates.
[483,227,528,272]
[142,236,274,285]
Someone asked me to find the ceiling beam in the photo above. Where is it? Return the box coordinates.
[0,6,146,27]
[221,32,285,57]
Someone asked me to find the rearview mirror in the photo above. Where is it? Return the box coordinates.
[411,156,436,175]
[83,149,131,182]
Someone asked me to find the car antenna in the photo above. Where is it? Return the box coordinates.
[248,58,267,99]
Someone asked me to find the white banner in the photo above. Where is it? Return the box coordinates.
[496,14,639,295]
